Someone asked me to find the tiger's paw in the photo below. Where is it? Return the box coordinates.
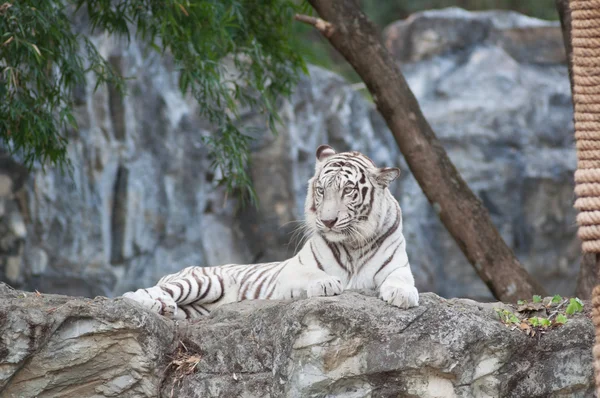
[379,283,419,309]
[122,290,179,319]
[307,276,343,298]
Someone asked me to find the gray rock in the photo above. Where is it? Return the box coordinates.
[383,9,576,299]
[0,285,593,397]
[0,283,175,398]
[0,8,578,301]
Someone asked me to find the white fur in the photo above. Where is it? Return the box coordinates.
[123,147,419,319]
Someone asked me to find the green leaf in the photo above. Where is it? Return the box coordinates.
[495,309,520,325]
[517,300,526,305]
[539,318,551,327]
[551,294,562,304]
[528,317,540,327]
[555,314,568,325]
[532,295,542,303]
[566,298,584,315]
[1,0,306,200]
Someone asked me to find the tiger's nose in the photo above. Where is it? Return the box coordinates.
[322,217,338,229]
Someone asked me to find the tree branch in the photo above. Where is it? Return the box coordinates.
[555,0,573,93]
[303,0,546,302]
[294,14,335,37]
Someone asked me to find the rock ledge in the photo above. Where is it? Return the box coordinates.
[0,284,593,398]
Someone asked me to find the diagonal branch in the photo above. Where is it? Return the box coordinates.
[301,0,546,302]
[294,14,335,37]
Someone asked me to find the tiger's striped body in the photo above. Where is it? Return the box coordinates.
[122,145,419,319]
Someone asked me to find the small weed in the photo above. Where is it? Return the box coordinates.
[495,295,585,338]
[165,341,202,398]
[555,314,568,325]
[566,298,583,315]
[496,308,520,325]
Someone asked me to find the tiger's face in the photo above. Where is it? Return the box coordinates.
[305,145,400,244]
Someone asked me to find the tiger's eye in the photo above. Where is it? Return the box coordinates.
[316,187,324,195]
[343,187,353,195]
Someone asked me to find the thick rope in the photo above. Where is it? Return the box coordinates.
[571,0,600,253]
[570,0,600,391]
[593,284,600,389]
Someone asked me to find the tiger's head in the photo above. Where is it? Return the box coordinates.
[305,145,400,244]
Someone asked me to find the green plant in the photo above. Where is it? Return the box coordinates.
[555,314,568,325]
[528,317,551,328]
[496,308,520,325]
[1,0,306,202]
[566,298,584,315]
[496,294,586,336]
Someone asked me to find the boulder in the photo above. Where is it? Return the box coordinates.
[0,8,578,301]
[0,283,175,397]
[383,8,576,299]
[0,284,593,397]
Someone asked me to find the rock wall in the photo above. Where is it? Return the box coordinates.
[0,8,577,301]
[0,284,593,397]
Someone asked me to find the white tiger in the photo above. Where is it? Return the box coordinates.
[122,145,419,319]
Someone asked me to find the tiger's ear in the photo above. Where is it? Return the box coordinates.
[374,167,401,187]
[316,145,336,162]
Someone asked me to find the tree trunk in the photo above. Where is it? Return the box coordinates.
[555,0,600,299]
[556,0,574,92]
[304,0,546,302]
[577,254,600,299]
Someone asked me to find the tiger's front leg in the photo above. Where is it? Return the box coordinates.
[122,266,232,320]
[377,264,419,309]
[274,259,343,299]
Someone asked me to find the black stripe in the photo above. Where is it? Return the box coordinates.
[181,278,193,303]
[240,263,263,287]
[365,187,375,216]
[254,277,267,299]
[311,243,325,271]
[347,156,372,169]
[193,304,210,316]
[361,186,368,202]
[259,263,285,299]
[239,263,278,300]
[180,306,191,319]
[250,265,278,299]
[373,204,401,249]
[359,154,376,166]
[160,286,175,297]
[172,282,185,301]
[374,245,400,278]
[340,244,352,273]
[327,241,349,274]
[206,275,225,304]
[240,281,251,300]
[198,275,212,300]
[360,205,401,263]
[265,266,284,299]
